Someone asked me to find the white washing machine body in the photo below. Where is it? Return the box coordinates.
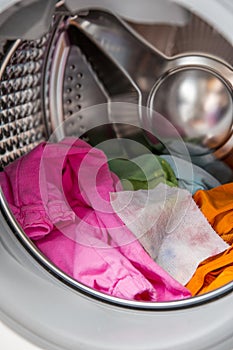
[0,0,233,350]
[1,322,42,350]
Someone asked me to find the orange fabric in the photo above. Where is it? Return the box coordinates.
[193,183,233,245]
[185,246,233,295]
[186,184,233,295]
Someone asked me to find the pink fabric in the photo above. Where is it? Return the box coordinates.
[0,138,191,301]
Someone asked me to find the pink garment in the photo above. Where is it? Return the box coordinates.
[0,138,191,301]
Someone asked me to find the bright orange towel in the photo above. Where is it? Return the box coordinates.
[185,246,233,295]
[193,183,233,245]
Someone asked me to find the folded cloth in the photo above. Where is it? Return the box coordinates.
[108,154,178,190]
[194,183,233,245]
[110,183,229,285]
[0,138,191,301]
[185,246,233,295]
[161,155,221,195]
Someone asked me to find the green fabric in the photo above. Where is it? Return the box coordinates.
[108,154,178,191]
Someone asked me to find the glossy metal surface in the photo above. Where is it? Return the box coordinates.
[149,68,233,154]
[47,16,142,153]
[75,9,233,156]
[0,37,49,169]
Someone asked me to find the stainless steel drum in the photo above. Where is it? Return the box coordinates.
[0,1,233,349]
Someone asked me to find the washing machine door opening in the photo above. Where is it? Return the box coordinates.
[0,1,233,349]
[0,0,233,350]
[0,0,232,311]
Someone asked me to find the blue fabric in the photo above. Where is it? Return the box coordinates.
[161,155,221,195]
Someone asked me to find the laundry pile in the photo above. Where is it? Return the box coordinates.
[0,137,233,301]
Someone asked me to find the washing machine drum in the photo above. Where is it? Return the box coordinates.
[0,0,233,349]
